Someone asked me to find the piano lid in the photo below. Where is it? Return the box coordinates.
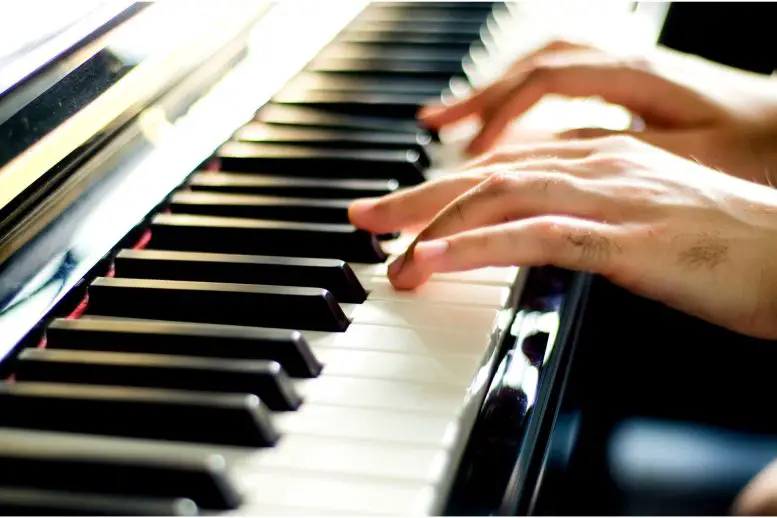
[0,0,139,101]
[0,1,271,250]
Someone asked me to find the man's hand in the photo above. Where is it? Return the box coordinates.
[349,136,777,340]
[419,40,777,186]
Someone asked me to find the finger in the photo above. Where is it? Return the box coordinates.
[460,139,597,170]
[557,127,710,160]
[348,174,486,234]
[413,171,608,246]
[417,79,511,128]
[466,54,715,155]
[558,127,622,140]
[418,39,596,129]
[388,215,621,290]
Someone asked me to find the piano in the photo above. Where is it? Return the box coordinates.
[4,1,775,516]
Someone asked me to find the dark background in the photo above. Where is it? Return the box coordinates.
[659,2,777,74]
[532,3,777,514]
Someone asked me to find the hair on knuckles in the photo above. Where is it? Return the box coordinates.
[677,232,729,270]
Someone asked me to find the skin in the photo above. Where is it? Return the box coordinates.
[352,137,777,514]
[350,136,777,341]
[419,40,777,187]
[351,40,777,513]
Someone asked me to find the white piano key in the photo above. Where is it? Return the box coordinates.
[292,376,469,416]
[238,434,450,484]
[311,347,482,386]
[361,277,511,308]
[231,502,389,517]
[234,471,437,515]
[351,261,520,287]
[273,404,459,447]
[342,300,503,333]
[303,324,492,357]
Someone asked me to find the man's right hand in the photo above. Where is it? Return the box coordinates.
[419,40,777,186]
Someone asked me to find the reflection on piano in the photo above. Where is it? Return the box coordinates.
[11,1,767,515]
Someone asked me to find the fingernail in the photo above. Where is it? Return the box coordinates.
[413,240,449,262]
[387,254,406,277]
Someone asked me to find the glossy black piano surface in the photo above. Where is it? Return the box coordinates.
[0,1,775,516]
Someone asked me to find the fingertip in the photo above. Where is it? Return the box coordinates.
[417,104,446,121]
[388,266,430,291]
[386,253,416,290]
[387,239,448,290]
[347,197,379,227]
[418,97,479,127]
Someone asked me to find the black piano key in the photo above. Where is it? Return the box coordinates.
[0,488,198,516]
[47,317,322,378]
[364,1,497,12]
[271,90,432,122]
[149,213,387,263]
[0,446,239,510]
[114,249,368,303]
[168,191,350,224]
[347,21,483,39]
[286,72,446,96]
[15,348,301,411]
[256,104,424,136]
[317,44,466,65]
[216,142,425,186]
[0,381,277,447]
[86,276,351,332]
[235,123,431,162]
[309,57,464,80]
[187,172,398,199]
[338,31,476,52]
[356,8,491,24]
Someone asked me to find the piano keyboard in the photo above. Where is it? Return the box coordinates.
[0,1,663,516]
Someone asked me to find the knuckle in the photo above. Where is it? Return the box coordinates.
[521,172,573,195]
[527,63,559,89]
[480,171,513,192]
[467,172,516,210]
[581,151,636,171]
[451,200,468,224]
[531,218,618,273]
[531,218,570,254]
